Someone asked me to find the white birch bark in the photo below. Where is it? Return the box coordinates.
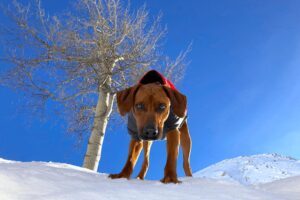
[83,59,125,171]
[83,81,115,171]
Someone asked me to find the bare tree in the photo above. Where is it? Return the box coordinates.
[0,0,190,171]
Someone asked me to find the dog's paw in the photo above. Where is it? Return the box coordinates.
[108,173,130,179]
[160,175,182,184]
[136,176,145,180]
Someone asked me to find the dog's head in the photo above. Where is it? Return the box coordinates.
[117,83,187,140]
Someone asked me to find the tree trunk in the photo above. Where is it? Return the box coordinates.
[83,83,115,171]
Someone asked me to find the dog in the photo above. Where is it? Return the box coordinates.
[109,70,192,183]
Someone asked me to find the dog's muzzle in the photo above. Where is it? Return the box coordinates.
[140,124,159,140]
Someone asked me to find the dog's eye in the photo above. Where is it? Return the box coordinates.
[135,103,145,110]
[158,103,166,111]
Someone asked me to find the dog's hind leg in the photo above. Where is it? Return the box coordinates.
[136,140,153,180]
[109,139,143,179]
[179,121,193,177]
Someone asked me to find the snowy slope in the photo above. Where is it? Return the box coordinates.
[0,156,300,200]
[194,153,300,185]
[0,158,282,200]
[261,176,300,200]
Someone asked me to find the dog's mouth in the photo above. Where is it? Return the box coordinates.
[138,129,162,141]
[138,135,160,141]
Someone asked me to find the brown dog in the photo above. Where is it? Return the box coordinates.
[109,74,192,183]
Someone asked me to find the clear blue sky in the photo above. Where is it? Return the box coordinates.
[1,0,300,180]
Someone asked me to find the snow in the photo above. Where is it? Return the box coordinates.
[194,153,300,185]
[0,154,300,200]
[260,176,300,200]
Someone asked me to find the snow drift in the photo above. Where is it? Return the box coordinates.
[0,154,300,200]
[194,153,300,185]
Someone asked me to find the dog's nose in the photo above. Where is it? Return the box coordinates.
[142,125,159,138]
[145,128,158,137]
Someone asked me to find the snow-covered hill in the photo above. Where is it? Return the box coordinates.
[194,153,300,185]
[0,155,300,200]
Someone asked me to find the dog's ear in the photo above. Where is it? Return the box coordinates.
[163,86,187,118]
[117,85,140,116]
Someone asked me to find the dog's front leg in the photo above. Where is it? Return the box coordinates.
[109,139,142,179]
[161,129,181,184]
[137,140,153,180]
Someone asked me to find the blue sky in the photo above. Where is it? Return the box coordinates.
[1,0,300,180]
